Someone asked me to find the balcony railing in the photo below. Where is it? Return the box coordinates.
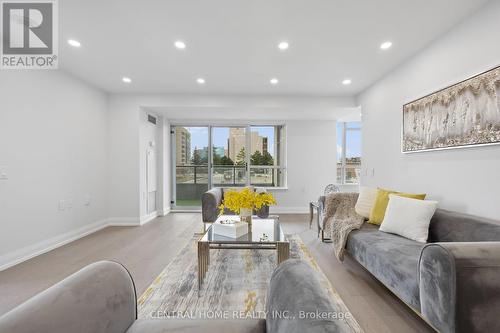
[176,165,280,187]
[337,162,361,184]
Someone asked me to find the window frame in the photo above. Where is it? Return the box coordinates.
[171,123,287,195]
[248,125,286,188]
[337,122,362,185]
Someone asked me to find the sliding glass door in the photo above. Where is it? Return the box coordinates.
[172,126,209,207]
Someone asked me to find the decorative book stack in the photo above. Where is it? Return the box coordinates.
[213,216,249,238]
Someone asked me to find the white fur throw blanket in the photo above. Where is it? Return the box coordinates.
[323,192,364,261]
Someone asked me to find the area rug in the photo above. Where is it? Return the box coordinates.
[138,234,363,332]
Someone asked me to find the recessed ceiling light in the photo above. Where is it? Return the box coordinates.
[278,41,289,50]
[67,39,81,47]
[122,77,132,83]
[342,79,352,85]
[174,40,186,49]
[380,41,393,50]
[197,78,205,84]
[270,78,279,85]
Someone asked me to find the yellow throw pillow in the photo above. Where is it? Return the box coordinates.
[368,188,426,225]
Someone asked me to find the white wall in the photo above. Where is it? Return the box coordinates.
[0,71,109,269]
[107,94,354,218]
[271,120,337,212]
[107,96,140,222]
[0,76,351,268]
[357,0,500,219]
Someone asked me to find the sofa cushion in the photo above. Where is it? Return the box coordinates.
[355,186,377,219]
[379,195,438,243]
[368,188,426,225]
[126,319,265,333]
[346,224,425,310]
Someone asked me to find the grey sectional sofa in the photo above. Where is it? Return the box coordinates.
[345,208,500,333]
[0,259,351,333]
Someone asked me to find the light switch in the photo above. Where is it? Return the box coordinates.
[58,200,66,211]
[84,195,91,206]
[0,166,8,180]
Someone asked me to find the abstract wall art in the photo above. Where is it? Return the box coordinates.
[402,66,500,152]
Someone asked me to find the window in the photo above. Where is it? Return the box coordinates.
[211,127,247,186]
[337,122,361,184]
[172,124,286,208]
[249,126,285,187]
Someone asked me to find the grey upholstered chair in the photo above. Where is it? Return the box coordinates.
[202,187,270,222]
[309,184,340,241]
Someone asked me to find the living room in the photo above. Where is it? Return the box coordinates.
[1,1,500,332]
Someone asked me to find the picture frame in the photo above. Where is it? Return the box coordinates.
[402,65,500,153]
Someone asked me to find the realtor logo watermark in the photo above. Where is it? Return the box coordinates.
[1,0,58,69]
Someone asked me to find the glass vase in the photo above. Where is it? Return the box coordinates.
[240,207,252,226]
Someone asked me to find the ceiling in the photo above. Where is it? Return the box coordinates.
[60,0,490,96]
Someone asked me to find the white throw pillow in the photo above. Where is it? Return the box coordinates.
[379,195,438,243]
[355,186,378,219]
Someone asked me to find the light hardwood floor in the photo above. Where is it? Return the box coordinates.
[0,213,434,332]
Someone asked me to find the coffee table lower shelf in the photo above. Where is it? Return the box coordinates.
[197,241,290,289]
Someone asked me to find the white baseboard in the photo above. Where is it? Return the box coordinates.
[170,209,202,213]
[270,206,309,214]
[0,206,306,272]
[0,211,175,271]
[169,207,307,214]
[159,207,171,216]
[0,218,109,272]
[140,211,159,225]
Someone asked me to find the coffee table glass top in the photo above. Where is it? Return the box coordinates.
[201,215,285,243]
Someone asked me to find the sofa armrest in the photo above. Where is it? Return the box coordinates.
[0,261,137,333]
[419,242,500,333]
[202,188,223,222]
[266,259,350,333]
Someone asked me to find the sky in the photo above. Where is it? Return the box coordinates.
[184,126,276,157]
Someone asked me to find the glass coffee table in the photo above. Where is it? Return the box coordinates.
[198,215,289,288]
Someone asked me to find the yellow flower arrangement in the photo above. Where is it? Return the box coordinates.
[219,188,277,215]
